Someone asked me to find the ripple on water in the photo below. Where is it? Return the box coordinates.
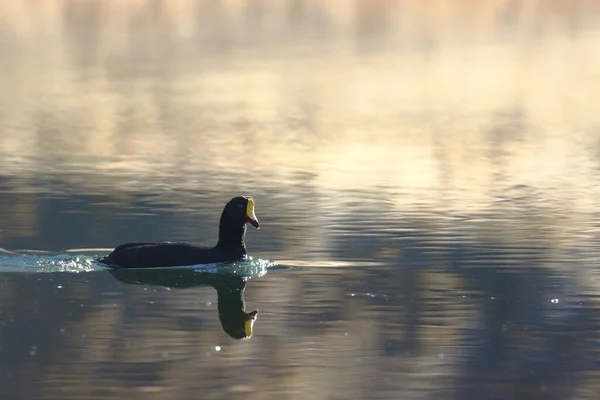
[0,250,278,276]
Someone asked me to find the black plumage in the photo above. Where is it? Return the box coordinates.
[99,196,260,268]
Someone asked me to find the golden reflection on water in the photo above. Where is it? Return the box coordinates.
[0,1,599,207]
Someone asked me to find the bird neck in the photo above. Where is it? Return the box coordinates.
[216,222,247,252]
[215,279,246,312]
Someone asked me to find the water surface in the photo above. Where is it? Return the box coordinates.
[1,1,600,399]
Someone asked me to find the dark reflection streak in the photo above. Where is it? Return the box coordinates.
[454,264,598,400]
[487,106,526,199]
[196,0,231,53]
[401,268,420,355]
[432,123,453,215]
[109,268,259,340]
[0,273,108,400]
[404,232,599,399]
[63,0,103,77]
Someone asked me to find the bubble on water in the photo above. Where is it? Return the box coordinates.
[215,346,221,352]
[551,298,559,304]
[57,285,62,289]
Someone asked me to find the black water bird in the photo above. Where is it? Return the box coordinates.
[99,196,260,269]
[109,268,259,339]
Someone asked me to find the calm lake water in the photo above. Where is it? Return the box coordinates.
[2,1,600,399]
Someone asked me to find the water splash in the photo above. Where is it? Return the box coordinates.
[192,257,278,278]
[0,252,102,273]
[0,250,278,275]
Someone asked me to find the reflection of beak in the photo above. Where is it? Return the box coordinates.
[246,198,260,229]
[244,310,258,338]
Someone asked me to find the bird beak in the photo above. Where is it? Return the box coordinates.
[244,310,258,338]
[246,198,260,229]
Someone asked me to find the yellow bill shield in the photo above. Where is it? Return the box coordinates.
[246,197,260,229]
[243,310,258,338]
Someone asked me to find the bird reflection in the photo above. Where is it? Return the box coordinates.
[108,268,259,340]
